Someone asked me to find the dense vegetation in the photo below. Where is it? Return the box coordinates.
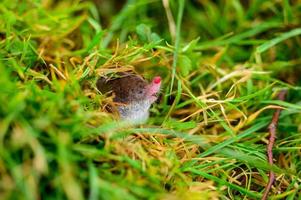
[1,0,301,199]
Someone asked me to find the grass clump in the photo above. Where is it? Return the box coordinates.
[1,0,301,199]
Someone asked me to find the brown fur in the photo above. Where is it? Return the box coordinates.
[96,72,148,104]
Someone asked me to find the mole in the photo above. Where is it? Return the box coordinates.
[96,72,161,124]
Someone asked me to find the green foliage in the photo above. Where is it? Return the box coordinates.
[1,0,301,200]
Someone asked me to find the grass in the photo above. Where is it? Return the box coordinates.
[1,0,301,199]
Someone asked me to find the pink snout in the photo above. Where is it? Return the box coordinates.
[147,76,161,103]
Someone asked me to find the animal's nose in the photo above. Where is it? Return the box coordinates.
[153,76,161,84]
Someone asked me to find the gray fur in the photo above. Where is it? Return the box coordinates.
[118,99,152,124]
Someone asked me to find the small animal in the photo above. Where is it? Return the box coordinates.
[96,72,161,124]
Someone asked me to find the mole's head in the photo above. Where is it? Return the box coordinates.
[115,75,161,104]
[97,74,161,124]
[119,76,161,124]
[97,73,161,104]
